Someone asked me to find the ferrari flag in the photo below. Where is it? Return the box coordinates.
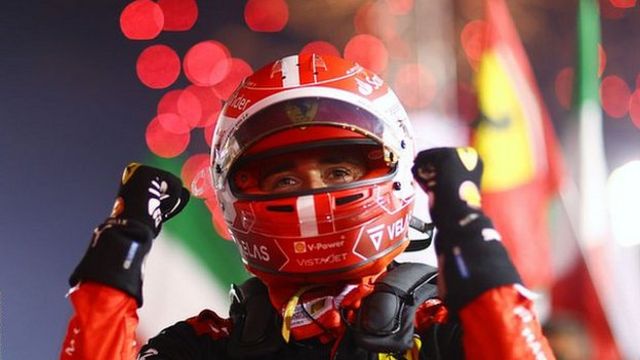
[472,0,563,289]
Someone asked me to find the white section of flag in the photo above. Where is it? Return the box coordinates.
[138,233,230,341]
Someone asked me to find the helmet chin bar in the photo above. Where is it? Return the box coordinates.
[405,217,435,252]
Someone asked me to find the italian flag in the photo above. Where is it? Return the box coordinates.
[552,0,637,357]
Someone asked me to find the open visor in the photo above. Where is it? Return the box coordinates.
[229,139,396,199]
[215,97,404,191]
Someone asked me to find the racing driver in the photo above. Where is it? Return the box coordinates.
[60,54,554,359]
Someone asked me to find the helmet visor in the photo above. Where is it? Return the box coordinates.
[230,140,395,200]
[215,97,403,190]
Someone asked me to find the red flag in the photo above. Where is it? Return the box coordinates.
[471,0,563,289]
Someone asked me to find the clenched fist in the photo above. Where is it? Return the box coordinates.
[112,163,190,235]
[411,148,521,312]
[412,147,483,233]
[69,163,190,306]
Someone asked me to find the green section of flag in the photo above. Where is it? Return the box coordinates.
[150,156,250,287]
[575,0,601,106]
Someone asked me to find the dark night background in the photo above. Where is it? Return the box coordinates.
[0,1,309,357]
[1,0,639,358]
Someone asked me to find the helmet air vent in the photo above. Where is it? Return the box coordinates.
[335,193,364,206]
[266,205,295,212]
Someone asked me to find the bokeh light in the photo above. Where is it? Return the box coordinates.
[344,34,389,74]
[157,0,198,31]
[204,124,215,148]
[212,58,253,100]
[610,0,636,9]
[300,41,341,57]
[185,85,222,128]
[120,0,164,40]
[183,40,231,86]
[136,45,181,89]
[600,75,630,118]
[354,1,397,40]
[157,89,202,133]
[628,90,640,129]
[460,20,487,70]
[156,113,188,135]
[555,67,574,110]
[608,160,640,247]
[600,0,627,19]
[393,63,436,109]
[181,153,210,195]
[244,0,289,32]
[598,44,607,77]
[145,116,190,158]
[191,164,215,199]
[385,0,414,15]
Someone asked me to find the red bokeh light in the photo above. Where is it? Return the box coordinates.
[185,85,222,128]
[244,0,289,32]
[204,124,215,148]
[183,40,231,87]
[460,20,487,71]
[393,63,436,109]
[600,75,630,118]
[145,116,190,158]
[354,1,397,40]
[158,0,198,31]
[181,153,210,194]
[344,34,389,74]
[385,0,414,15]
[212,58,253,100]
[554,67,574,110]
[300,41,340,57]
[120,0,164,40]
[610,0,636,8]
[600,0,627,19]
[191,165,215,199]
[157,89,202,133]
[598,44,607,77]
[156,113,188,135]
[136,45,181,89]
[628,90,640,129]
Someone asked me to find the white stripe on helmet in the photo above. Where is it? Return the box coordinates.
[297,195,319,236]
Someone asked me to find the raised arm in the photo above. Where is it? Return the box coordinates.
[60,163,189,359]
[412,147,554,359]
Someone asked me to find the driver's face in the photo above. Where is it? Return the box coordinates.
[258,149,367,193]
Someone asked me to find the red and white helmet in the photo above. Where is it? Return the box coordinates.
[211,54,415,286]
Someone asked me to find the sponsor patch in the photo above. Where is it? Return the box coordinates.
[294,241,307,254]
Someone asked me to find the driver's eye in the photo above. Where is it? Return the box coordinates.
[274,176,299,189]
[323,167,355,183]
[263,174,301,192]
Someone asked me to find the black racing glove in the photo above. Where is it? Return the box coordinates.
[412,147,521,312]
[69,163,190,306]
